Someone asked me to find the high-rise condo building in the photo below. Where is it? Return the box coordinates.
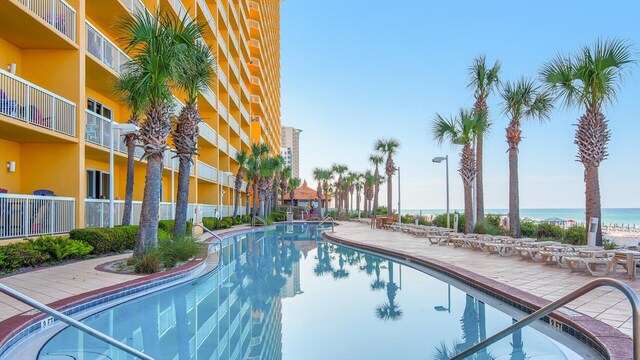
[280,126,300,178]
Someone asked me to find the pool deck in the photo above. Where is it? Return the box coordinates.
[328,222,638,338]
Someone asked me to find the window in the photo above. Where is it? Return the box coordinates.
[87,170,110,199]
[87,98,113,120]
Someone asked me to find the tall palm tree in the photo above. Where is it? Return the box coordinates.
[288,177,301,210]
[172,39,215,237]
[432,109,486,233]
[312,167,324,217]
[270,155,285,213]
[363,170,375,217]
[257,156,276,217]
[118,10,202,257]
[279,166,291,207]
[233,149,248,217]
[375,138,400,217]
[331,164,348,214]
[249,143,269,219]
[114,70,147,226]
[322,170,332,216]
[541,38,635,245]
[354,173,363,215]
[500,78,553,237]
[369,154,384,216]
[468,55,501,224]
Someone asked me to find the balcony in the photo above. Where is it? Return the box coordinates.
[217,0,228,25]
[219,170,232,186]
[229,114,240,134]
[229,86,239,106]
[199,86,217,111]
[218,64,228,88]
[248,1,259,19]
[197,0,216,34]
[85,110,144,157]
[218,135,228,154]
[240,129,250,146]
[240,81,250,100]
[249,39,260,52]
[248,20,260,38]
[121,0,147,15]
[229,144,239,161]
[229,58,240,79]
[0,0,76,48]
[240,103,249,122]
[0,193,75,239]
[168,0,191,20]
[86,21,129,75]
[0,69,76,137]
[218,100,228,121]
[198,160,218,182]
[198,121,217,146]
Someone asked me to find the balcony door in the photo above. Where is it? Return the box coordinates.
[87,169,110,199]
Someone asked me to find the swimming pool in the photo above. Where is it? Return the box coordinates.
[31,224,596,359]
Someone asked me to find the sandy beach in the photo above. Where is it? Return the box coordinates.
[605,231,640,247]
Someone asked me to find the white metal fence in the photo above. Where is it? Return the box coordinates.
[84,199,173,228]
[0,194,75,239]
[121,0,146,14]
[229,145,239,160]
[218,100,228,121]
[86,21,129,75]
[198,122,217,146]
[18,0,76,41]
[0,69,76,136]
[217,65,228,88]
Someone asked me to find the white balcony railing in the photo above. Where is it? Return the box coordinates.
[86,21,129,75]
[241,181,247,192]
[0,69,76,136]
[85,199,172,228]
[229,57,239,78]
[17,0,76,41]
[218,0,228,24]
[249,1,259,11]
[121,0,147,15]
[218,100,228,121]
[218,135,228,154]
[240,103,249,121]
[249,39,260,49]
[197,161,218,182]
[200,86,217,110]
[229,114,239,134]
[0,193,75,239]
[240,81,250,100]
[198,122,217,146]
[85,110,144,157]
[250,76,261,86]
[163,151,177,169]
[218,65,228,87]
[197,0,216,32]
[218,31,228,57]
[169,0,190,20]
[251,95,261,104]
[240,129,249,146]
[229,29,239,51]
[248,20,260,33]
[229,144,239,160]
[229,87,239,107]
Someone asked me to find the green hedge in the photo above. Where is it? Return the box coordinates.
[158,220,193,235]
[271,211,286,222]
[69,225,169,254]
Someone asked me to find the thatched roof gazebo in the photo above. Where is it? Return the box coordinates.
[283,180,331,207]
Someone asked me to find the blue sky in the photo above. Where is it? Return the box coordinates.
[279,1,640,210]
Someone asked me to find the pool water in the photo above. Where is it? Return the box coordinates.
[38,224,594,359]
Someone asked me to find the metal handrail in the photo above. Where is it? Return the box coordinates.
[193,223,224,243]
[317,216,335,233]
[0,284,153,360]
[253,215,267,226]
[452,278,640,360]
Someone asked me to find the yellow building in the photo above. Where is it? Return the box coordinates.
[0,0,281,239]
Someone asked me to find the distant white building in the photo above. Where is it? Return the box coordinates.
[280,126,301,178]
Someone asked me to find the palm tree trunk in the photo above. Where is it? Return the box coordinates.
[463,179,473,234]
[387,172,393,217]
[122,140,136,226]
[476,133,485,223]
[233,178,241,217]
[508,145,520,237]
[252,182,259,219]
[173,157,191,237]
[356,191,360,213]
[373,176,379,216]
[585,165,603,245]
[135,154,163,257]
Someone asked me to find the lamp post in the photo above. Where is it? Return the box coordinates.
[397,166,401,224]
[434,284,451,313]
[109,122,139,228]
[432,156,449,229]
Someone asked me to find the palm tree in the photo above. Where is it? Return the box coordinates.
[468,55,501,223]
[375,138,400,218]
[312,167,324,217]
[279,166,291,207]
[375,261,402,321]
[270,155,285,213]
[257,156,276,217]
[114,70,147,226]
[233,149,248,217]
[172,38,215,237]
[354,173,363,216]
[369,154,384,216]
[432,109,486,233]
[500,78,553,237]
[331,164,348,214]
[288,177,301,211]
[541,38,635,245]
[249,143,269,219]
[118,10,202,257]
[363,170,375,217]
[346,172,357,215]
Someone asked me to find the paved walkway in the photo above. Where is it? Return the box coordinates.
[332,222,638,337]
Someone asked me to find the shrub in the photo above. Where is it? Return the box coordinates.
[158,220,193,235]
[564,226,587,245]
[4,242,46,269]
[242,215,251,223]
[520,221,537,237]
[30,236,93,261]
[158,236,200,268]
[234,216,243,225]
[536,223,565,241]
[0,248,6,270]
[271,211,286,222]
[222,216,235,226]
[134,252,160,274]
[69,228,134,254]
[203,217,219,230]
[431,213,465,232]
[220,218,232,229]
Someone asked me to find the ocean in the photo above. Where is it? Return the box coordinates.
[402,208,640,226]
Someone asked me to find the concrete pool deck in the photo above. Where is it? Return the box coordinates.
[327,221,638,338]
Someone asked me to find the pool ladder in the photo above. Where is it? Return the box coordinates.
[317,216,335,233]
[0,283,154,360]
[453,277,640,360]
[252,215,268,226]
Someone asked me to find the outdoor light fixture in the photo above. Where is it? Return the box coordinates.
[432,155,450,229]
[7,63,16,74]
[109,123,140,228]
[6,161,15,172]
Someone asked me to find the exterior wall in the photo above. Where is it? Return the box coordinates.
[0,0,281,232]
[280,126,300,178]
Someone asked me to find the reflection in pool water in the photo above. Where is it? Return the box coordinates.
[38,224,591,359]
